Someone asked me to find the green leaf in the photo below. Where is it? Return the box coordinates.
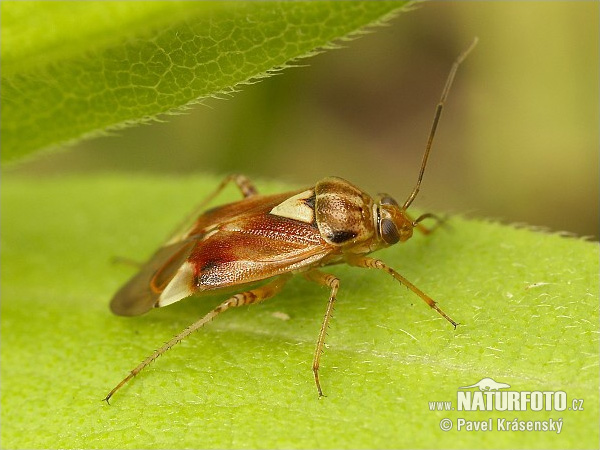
[1,174,598,449]
[0,1,406,163]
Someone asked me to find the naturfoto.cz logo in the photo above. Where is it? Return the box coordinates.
[430,378,584,434]
[458,378,567,411]
[428,378,582,412]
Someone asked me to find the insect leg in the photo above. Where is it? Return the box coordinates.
[110,255,144,268]
[208,174,258,202]
[345,255,458,328]
[166,174,258,243]
[303,269,340,398]
[104,274,291,404]
[408,212,450,235]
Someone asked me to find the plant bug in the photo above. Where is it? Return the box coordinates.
[104,39,478,403]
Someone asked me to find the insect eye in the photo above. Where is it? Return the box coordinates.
[380,218,400,245]
[380,196,398,207]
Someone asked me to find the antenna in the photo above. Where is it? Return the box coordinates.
[402,38,479,211]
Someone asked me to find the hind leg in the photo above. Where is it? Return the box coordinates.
[104,274,291,403]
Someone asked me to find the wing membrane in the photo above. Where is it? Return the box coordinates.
[110,240,196,316]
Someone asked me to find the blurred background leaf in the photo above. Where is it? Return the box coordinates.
[1,1,405,162]
[3,2,598,239]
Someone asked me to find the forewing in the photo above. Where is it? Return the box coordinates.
[110,192,295,315]
[109,240,196,316]
[111,188,332,314]
[155,211,334,308]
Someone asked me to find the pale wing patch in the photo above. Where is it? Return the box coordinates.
[269,189,315,223]
[157,261,195,308]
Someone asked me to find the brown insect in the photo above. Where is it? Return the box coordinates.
[104,39,477,403]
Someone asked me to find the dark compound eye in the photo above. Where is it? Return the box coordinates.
[380,218,400,244]
[380,196,398,206]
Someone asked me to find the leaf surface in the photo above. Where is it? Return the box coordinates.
[0,1,405,162]
[2,175,598,448]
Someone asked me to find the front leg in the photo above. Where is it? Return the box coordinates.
[345,254,457,328]
[405,211,449,235]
